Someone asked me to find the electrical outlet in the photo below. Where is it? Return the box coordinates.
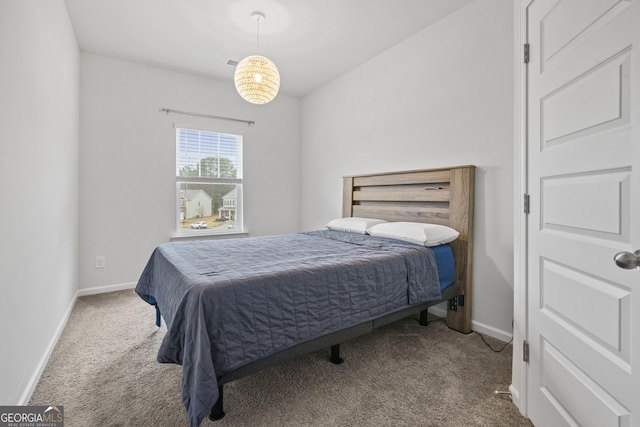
[95,256,106,269]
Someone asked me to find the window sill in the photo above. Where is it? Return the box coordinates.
[170,230,249,241]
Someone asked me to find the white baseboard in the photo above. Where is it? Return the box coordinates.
[77,281,137,297]
[509,383,522,413]
[429,306,513,343]
[19,281,137,404]
[18,291,78,405]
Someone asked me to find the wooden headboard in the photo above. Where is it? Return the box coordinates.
[342,165,475,333]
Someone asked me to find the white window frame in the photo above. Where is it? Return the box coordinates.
[173,125,244,237]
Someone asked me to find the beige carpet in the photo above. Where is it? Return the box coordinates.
[30,290,533,426]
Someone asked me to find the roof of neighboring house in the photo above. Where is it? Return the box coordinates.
[222,188,237,200]
[180,189,213,201]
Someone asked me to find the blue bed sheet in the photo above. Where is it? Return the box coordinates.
[432,243,454,290]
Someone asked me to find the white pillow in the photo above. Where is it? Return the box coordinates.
[325,217,388,234]
[366,222,459,246]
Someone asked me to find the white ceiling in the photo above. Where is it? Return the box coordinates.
[64,0,473,97]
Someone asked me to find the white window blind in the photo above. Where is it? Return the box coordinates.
[176,128,242,180]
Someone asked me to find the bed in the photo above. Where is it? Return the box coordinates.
[135,165,475,427]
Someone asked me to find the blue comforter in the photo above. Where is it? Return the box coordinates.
[135,230,442,427]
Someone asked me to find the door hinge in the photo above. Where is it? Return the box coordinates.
[524,193,530,214]
[523,341,530,363]
[524,43,530,64]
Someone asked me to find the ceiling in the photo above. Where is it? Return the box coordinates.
[64,0,473,97]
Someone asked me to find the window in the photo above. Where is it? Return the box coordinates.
[176,127,243,233]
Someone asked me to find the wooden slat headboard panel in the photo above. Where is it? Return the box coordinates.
[342,165,475,333]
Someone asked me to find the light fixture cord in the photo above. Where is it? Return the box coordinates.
[256,18,260,52]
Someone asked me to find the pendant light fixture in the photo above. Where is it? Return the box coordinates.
[234,11,280,105]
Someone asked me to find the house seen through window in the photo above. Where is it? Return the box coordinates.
[176,127,243,233]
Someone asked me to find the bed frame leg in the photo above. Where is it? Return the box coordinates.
[208,385,225,421]
[419,309,429,326]
[330,344,344,364]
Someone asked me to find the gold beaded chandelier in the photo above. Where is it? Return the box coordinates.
[234,12,280,105]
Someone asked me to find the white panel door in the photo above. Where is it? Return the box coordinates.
[526,0,639,426]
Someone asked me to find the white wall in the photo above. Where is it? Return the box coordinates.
[0,0,80,404]
[301,0,515,336]
[79,53,301,290]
